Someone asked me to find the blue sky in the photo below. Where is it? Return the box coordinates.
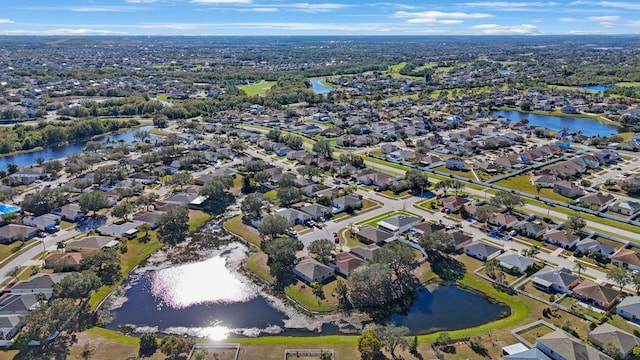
[0,1,639,35]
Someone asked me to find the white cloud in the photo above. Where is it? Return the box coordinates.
[284,3,354,12]
[133,22,392,32]
[238,7,279,12]
[191,0,253,3]
[559,17,581,22]
[3,29,128,35]
[125,0,160,3]
[0,19,14,24]
[471,23,539,34]
[368,3,418,10]
[588,16,620,22]
[393,11,492,25]
[461,2,560,9]
[569,1,640,10]
[70,6,136,12]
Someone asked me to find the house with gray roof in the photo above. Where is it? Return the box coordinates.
[11,273,69,295]
[350,245,380,261]
[98,222,139,239]
[537,330,612,360]
[588,323,640,357]
[608,200,640,216]
[275,208,311,225]
[616,296,640,321]
[331,195,362,214]
[496,251,534,274]
[532,266,579,294]
[513,221,547,240]
[0,293,45,315]
[576,238,616,258]
[0,224,38,245]
[22,213,61,232]
[292,258,335,284]
[355,225,396,245]
[52,203,85,222]
[504,348,551,360]
[0,315,21,340]
[463,241,502,261]
[578,192,616,211]
[299,204,332,221]
[161,192,207,209]
[377,215,422,234]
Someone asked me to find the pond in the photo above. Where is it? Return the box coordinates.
[490,110,618,137]
[0,125,155,171]
[109,244,509,339]
[310,78,334,94]
[390,285,509,334]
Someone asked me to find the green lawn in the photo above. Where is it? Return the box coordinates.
[495,174,571,203]
[264,189,278,201]
[246,252,275,284]
[285,280,339,312]
[150,128,170,136]
[615,82,640,87]
[188,210,212,232]
[238,81,277,96]
[224,215,261,247]
[356,210,420,227]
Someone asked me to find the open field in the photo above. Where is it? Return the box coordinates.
[239,81,277,96]
[495,174,571,203]
[224,215,261,247]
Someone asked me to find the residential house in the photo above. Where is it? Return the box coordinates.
[473,161,499,174]
[530,174,556,188]
[292,258,335,284]
[411,221,445,235]
[611,248,640,271]
[355,225,396,245]
[299,204,332,221]
[440,195,469,213]
[608,200,640,216]
[504,349,551,360]
[332,252,364,276]
[52,203,85,222]
[9,168,45,185]
[43,252,83,270]
[575,238,616,258]
[0,294,42,315]
[161,192,207,209]
[513,221,547,240]
[531,266,579,294]
[275,208,310,225]
[11,273,69,295]
[495,251,534,274]
[543,229,581,249]
[331,195,362,214]
[22,214,61,232]
[536,330,613,360]
[488,213,519,229]
[553,181,584,199]
[381,144,399,154]
[450,231,473,251]
[66,236,118,253]
[301,184,330,198]
[0,316,21,340]
[377,215,422,234]
[572,279,618,309]
[588,323,640,358]
[578,192,616,211]
[445,158,466,170]
[616,296,640,321]
[463,241,502,261]
[132,211,166,229]
[97,222,139,239]
[0,224,38,245]
[350,245,380,261]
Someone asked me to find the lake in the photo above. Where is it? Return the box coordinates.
[0,125,154,170]
[490,110,618,137]
[310,78,334,94]
[581,85,612,92]
[109,245,508,339]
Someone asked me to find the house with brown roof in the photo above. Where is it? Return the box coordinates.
[572,279,619,309]
[132,211,166,229]
[332,252,364,276]
[611,248,640,271]
[578,192,616,211]
[440,195,469,213]
[588,323,640,358]
[44,252,83,270]
[530,174,556,188]
[488,213,519,229]
[553,181,584,199]
[537,330,613,360]
[411,221,445,235]
[66,236,118,253]
[543,229,581,249]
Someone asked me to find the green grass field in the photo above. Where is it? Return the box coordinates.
[495,174,571,203]
[239,81,277,96]
[615,82,640,87]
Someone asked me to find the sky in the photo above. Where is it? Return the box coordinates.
[0,0,639,36]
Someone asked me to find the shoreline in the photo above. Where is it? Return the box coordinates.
[492,106,621,128]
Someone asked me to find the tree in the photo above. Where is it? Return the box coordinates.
[420,231,454,254]
[607,267,630,293]
[633,272,640,294]
[474,204,498,222]
[136,192,158,211]
[84,141,103,152]
[490,191,524,213]
[81,248,122,285]
[21,188,68,216]
[139,333,158,357]
[297,164,323,179]
[133,129,151,143]
[71,178,93,193]
[308,239,334,264]
[404,169,430,193]
[312,139,333,159]
[111,201,135,221]
[7,163,18,174]
[435,179,453,196]
[6,266,20,283]
[258,214,291,240]
[277,186,301,206]
[43,160,63,175]
[564,215,586,233]
[335,278,350,308]
[168,172,192,189]
[485,258,501,279]
[199,175,233,199]
[160,336,194,360]
[253,170,271,184]
[78,190,110,216]
[241,193,269,218]
[348,263,394,310]
[19,298,77,343]
[158,206,189,245]
[372,324,410,359]
[358,328,382,360]
[54,270,102,299]
[264,237,303,284]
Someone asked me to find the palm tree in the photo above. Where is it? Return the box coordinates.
[574,262,586,278]
[485,259,501,279]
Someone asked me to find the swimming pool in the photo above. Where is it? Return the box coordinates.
[0,204,21,215]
